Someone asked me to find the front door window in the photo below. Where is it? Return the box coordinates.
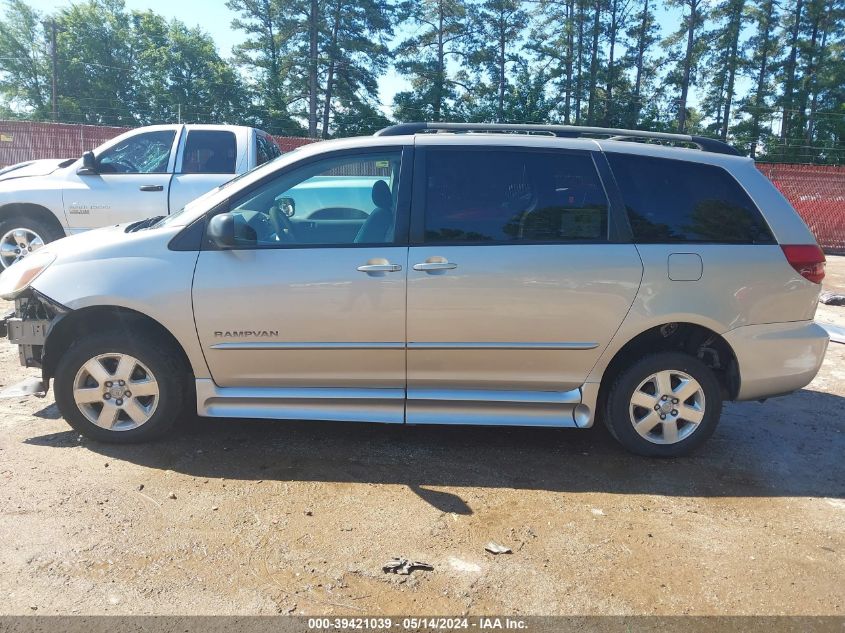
[226,151,402,247]
[97,130,175,174]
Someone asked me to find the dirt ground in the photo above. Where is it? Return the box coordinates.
[0,258,843,617]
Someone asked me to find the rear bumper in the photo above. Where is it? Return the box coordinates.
[724,321,829,401]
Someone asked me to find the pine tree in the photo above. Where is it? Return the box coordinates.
[665,0,708,133]
[740,0,777,157]
[466,0,528,122]
[778,0,804,144]
[702,0,745,140]
[602,0,634,126]
[585,0,602,124]
[227,0,301,134]
[319,0,393,137]
[623,0,659,127]
[393,0,470,122]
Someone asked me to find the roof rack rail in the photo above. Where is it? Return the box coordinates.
[374,122,741,156]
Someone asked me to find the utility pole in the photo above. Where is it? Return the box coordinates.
[45,19,58,121]
[308,0,318,138]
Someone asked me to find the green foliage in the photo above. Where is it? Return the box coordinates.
[461,0,529,122]
[0,0,248,126]
[1,0,844,161]
[226,0,393,137]
[393,0,471,122]
[0,0,51,118]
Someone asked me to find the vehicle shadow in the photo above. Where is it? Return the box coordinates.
[25,387,845,510]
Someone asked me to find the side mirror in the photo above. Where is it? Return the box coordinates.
[207,213,237,249]
[277,196,295,217]
[78,151,97,175]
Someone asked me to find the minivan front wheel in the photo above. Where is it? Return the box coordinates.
[604,352,723,457]
[54,329,187,442]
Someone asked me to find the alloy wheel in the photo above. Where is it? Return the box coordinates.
[72,353,159,431]
[628,369,706,445]
[0,227,45,268]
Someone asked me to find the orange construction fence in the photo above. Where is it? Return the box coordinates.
[756,163,845,253]
[1,120,843,252]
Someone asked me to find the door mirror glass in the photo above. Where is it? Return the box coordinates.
[276,196,295,217]
[78,151,97,174]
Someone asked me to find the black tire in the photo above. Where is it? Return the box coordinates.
[0,213,65,267]
[603,352,723,457]
[53,327,188,443]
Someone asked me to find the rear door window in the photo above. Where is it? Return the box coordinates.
[422,148,609,244]
[181,130,237,174]
[606,153,775,244]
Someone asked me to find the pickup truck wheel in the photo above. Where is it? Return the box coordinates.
[603,352,723,457]
[53,329,187,443]
[0,215,64,269]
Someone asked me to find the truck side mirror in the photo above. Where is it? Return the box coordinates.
[78,151,97,175]
[208,213,251,249]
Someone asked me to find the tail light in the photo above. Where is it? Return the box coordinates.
[781,244,826,284]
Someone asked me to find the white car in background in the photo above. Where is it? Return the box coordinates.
[0,124,283,268]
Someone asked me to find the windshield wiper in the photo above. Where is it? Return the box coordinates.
[125,216,165,232]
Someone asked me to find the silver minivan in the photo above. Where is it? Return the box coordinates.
[0,123,829,457]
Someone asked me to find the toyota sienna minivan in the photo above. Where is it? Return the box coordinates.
[0,123,829,457]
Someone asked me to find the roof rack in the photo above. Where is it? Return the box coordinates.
[373,122,741,156]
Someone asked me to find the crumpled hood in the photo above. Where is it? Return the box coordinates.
[0,158,73,182]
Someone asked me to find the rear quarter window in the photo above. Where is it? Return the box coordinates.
[606,153,775,244]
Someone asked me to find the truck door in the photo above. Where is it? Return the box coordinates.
[169,129,242,212]
[62,128,178,229]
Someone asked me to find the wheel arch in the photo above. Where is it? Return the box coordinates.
[0,202,66,238]
[597,322,741,406]
[43,305,194,383]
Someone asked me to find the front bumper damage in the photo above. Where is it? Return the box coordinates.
[1,290,67,369]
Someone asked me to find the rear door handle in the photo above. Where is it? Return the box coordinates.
[357,263,402,273]
[139,185,164,192]
[413,261,457,271]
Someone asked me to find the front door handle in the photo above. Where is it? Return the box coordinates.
[413,261,457,272]
[357,263,402,273]
[139,185,164,192]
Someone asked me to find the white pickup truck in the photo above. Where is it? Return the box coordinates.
[0,124,283,268]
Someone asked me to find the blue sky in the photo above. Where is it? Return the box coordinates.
[26,0,710,117]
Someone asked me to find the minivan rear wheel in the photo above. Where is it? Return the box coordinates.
[54,329,187,442]
[603,352,723,457]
